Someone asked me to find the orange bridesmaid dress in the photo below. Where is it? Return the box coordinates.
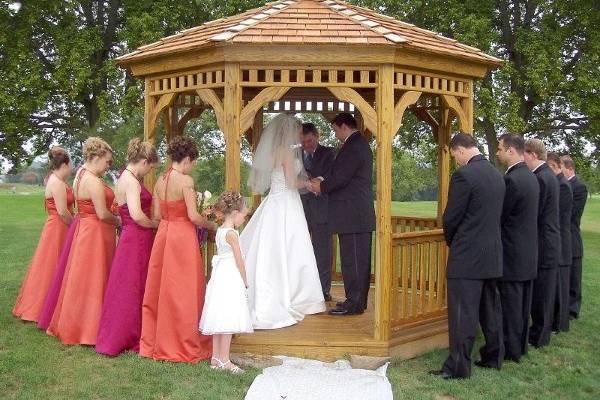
[46,169,116,345]
[140,169,211,363]
[13,185,75,322]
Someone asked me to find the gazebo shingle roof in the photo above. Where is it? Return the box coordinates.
[117,0,501,66]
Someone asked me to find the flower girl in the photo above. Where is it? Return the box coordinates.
[199,191,252,373]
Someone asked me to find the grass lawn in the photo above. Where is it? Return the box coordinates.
[1,186,599,399]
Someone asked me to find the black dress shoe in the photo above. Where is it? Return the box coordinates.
[329,307,363,316]
[323,293,332,302]
[428,370,463,380]
[504,355,521,363]
[474,360,499,369]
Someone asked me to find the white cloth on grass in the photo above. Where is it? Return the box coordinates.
[245,356,392,400]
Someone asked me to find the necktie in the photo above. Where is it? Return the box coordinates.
[305,152,314,170]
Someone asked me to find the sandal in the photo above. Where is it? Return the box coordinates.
[220,360,244,374]
[210,357,222,369]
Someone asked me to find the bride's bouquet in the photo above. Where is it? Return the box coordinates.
[196,190,213,245]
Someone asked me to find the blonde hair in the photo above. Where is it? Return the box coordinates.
[524,139,547,161]
[213,191,246,216]
[127,137,158,164]
[82,137,112,161]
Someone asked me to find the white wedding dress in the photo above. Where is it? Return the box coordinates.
[240,164,326,329]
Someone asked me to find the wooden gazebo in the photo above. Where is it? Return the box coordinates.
[116,0,501,360]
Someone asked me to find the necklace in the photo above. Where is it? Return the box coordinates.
[82,166,101,178]
[125,168,139,180]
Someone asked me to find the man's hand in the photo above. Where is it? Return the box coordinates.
[310,178,322,195]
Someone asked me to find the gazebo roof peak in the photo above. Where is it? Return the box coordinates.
[117,0,501,66]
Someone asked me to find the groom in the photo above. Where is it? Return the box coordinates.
[310,113,376,315]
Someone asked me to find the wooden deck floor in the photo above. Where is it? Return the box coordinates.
[231,285,449,361]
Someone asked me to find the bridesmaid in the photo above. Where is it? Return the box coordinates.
[13,147,74,322]
[47,137,120,345]
[140,135,217,363]
[96,138,159,356]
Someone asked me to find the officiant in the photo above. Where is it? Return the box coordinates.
[300,123,336,302]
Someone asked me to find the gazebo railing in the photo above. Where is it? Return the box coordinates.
[331,215,440,282]
[391,215,439,233]
[391,229,448,328]
[203,215,448,330]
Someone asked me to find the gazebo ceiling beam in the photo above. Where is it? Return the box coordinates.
[196,88,225,132]
[393,91,422,136]
[264,100,357,114]
[413,108,440,142]
[327,87,377,135]
[240,86,291,135]
[441,94,471,133]
[177,106,205,134]
[147,92,177,141]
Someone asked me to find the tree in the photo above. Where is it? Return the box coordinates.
[353,0,600,170]
[0,0,264,171]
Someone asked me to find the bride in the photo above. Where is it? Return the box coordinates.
[240,113,326,329]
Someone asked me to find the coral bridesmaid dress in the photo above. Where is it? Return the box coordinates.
[13,185,74,322]
[46,169,116,345]
[96,183,155,356]
[140,169,211,363]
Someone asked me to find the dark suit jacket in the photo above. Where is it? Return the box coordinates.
[500,161,539,281]
[569,175,588,258]
[557,173,573,265]
[301,144,335,224]
[321,131,376,234]
[533,163,560,268]
[443,154,505,280]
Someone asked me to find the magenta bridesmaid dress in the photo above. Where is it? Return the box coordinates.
[95,185,155,356]
[37,216,80,331]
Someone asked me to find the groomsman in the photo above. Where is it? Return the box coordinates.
[524,139,560,348]
[495,134,539,362]
[300,123,336,301]
[431,133,505,379]
[547,153,573,332]
[309,113,376,316]
[560,155,588,319]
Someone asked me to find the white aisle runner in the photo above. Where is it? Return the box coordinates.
[245,356,393,400]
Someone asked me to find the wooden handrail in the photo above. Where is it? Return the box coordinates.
[391,216,438,222]
[393,228,444,240]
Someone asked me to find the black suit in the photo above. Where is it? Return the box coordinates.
[568,175,588,318]
[553,173,573,332]
[441,154,505,378]
[301,144,336,296]
[498,161,539,361]
[529,162,560,347]
[321,132,375,313]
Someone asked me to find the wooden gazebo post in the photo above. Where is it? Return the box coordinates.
[224,63,242,190]
[374,64,395,342]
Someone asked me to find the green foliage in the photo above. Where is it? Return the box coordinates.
[1,0,598,192]
[353,0,600,175]
[0,0,264,171]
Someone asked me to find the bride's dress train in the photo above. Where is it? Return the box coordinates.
[240,166,326,329]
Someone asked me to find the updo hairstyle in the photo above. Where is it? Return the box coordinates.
[127,137,159,164]
[82,137,113,162]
